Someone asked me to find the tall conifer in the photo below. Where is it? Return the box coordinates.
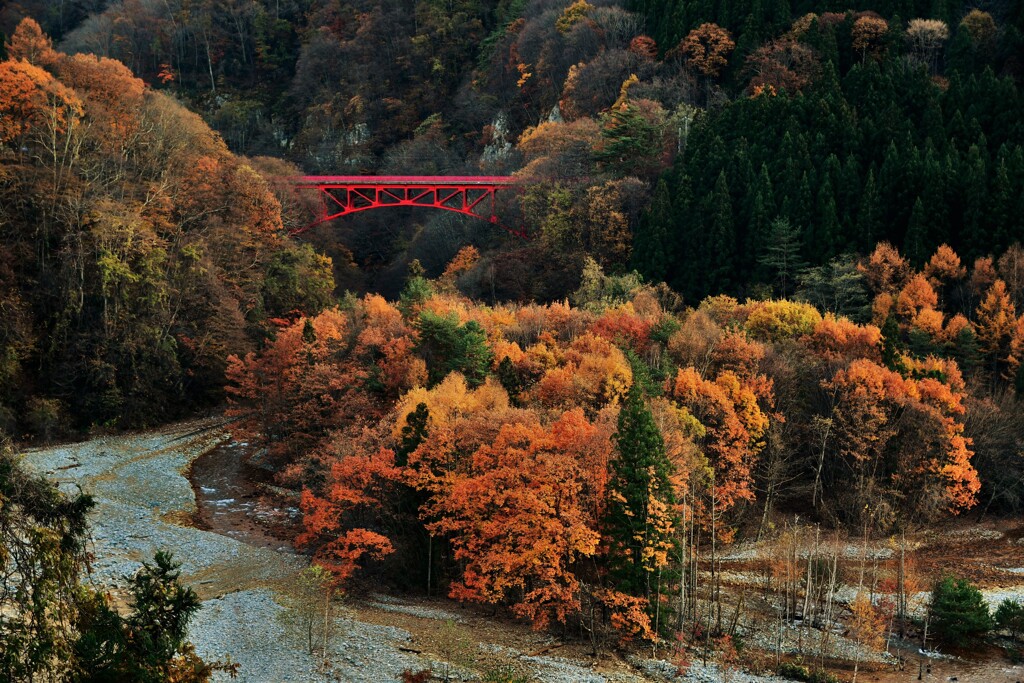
[605,383,675,599]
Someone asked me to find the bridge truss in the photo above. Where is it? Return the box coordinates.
[289,176,523,237]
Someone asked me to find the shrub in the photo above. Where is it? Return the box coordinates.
[483,664,530,683]
[807,670,840,683]
[25,397,67,442]
[776,661,840,683]
[777,661,810,680]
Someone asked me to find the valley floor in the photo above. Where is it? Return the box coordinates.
[20,421,1024,682]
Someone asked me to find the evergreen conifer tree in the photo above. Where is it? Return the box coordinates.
[904,197,930,267]
[961,144,988,258]
[705,171,736,295]
[810,178,839,263]
[745,165,774,277]
[633,179,673,282]
[858,170,882,251]
[990,152,1013,252]
[759,218,806,298]
[605,383,675,599]
[929,576,993,645]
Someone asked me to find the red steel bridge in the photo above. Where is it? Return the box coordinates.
[288,176,524,237]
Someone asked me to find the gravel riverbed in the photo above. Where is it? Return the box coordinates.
[18,420,829,683]
[21,420,425,682]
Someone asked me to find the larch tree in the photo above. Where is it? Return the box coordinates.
[975,280,1017,378]
[824,358,905,524]
[849,591,886,682]
[825,355,978,527]
[679,23,735,79]
[862,242,911,296]
[5,18,58,67]
[924,244,966,292]
[668,367,770,524]
[225,308,363,463]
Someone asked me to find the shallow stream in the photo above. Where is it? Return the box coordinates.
[188,439,299,551]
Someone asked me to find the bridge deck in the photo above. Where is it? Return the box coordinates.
[292,175,517,186]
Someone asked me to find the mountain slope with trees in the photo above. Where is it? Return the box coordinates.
[0,19,333,435]
[4,1,1022,302]
[1,2,1024,677]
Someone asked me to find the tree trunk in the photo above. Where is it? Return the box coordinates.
[897,531,906,637]
[322,585,332,669]
[812,411,834,508]
[678,488,687,632]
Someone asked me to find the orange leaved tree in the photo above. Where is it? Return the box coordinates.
[297,447,399,582]
[0,59,82,151]
[679,23,735,79]
[425,410,610,629]
[5,18,58,67]
[667,367,770,520]
[225,308,361,463]
[823,356,978,527]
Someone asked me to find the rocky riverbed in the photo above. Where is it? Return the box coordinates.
[23,420,1022,682]
[21,420,424,682]
[22,419,791,683]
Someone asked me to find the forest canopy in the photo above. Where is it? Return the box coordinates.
[1,0,1024,664]
[0,18,334,435]
[3,0,1021,302]
[222,242,1023,641]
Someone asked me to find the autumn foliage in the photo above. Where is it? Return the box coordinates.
[679,23,735,78]
[220,242,1004,644]
[428,411,609,628]
[0,19,337,432]
[0,59,82,146]
[5,6,1022,659]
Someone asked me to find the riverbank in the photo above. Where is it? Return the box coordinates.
[21,421,757,682]
[21,421,1024,682]
[20,420,424,682]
